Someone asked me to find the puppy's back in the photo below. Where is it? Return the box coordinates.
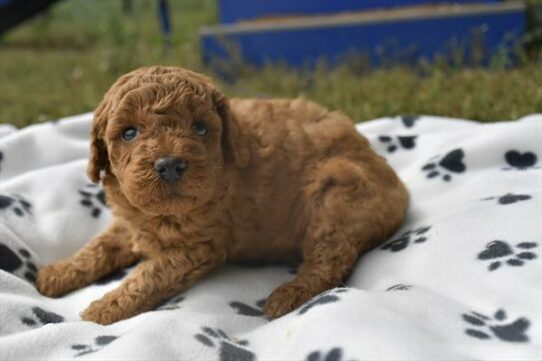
[230,98,364,159]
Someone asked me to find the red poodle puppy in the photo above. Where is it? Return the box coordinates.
[36,66,408,324]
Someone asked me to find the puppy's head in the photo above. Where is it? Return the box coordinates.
[88,66,248,215]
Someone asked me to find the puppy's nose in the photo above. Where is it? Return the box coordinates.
[154,157,187,182]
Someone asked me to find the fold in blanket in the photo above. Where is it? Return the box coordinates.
[0,113,541,360]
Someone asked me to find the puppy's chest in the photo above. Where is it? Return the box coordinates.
[133,216,217,255]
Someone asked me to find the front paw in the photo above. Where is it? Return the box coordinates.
[81,296,127,325]
[264,282,312,319]
[35,262,78,297]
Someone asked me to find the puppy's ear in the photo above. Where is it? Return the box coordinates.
[212,89,249,168]
[87,100,110,183]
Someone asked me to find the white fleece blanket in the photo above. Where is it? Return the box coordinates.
[0,113,541,361]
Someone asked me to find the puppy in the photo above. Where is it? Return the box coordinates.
[35,66,408,324]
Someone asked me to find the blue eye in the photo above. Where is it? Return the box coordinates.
[122,127,138,141]
[193,121,208,136]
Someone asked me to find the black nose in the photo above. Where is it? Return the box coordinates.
[154,157,187,182]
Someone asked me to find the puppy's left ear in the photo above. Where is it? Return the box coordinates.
[88,100,110,183]
[212,89,249,168]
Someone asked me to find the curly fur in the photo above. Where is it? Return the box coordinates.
[35,66,408,324]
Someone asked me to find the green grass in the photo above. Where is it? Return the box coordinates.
[0,0,541,127]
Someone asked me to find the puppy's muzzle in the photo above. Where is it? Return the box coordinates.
[154,156,187,182]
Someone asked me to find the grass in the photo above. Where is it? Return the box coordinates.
[0,0,541,127]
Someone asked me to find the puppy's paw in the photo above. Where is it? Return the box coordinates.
[35,262,78,297]
[81,296,126,325]
[264,282,312,319]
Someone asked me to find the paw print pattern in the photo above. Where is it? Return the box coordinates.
[478,240,537,271]
[305,347,357,361]
[422,149,466,182]
[21,307,64,327]
[156,295,185,311]
[378,135,417,153]
[0,243,38,282]
[71,335,119,357]
[504,150,539,170]
[230,299,266,317]
[78,184,107,218]
[0,194,32,217]
[195,327,255,361]
[462,309,530,342]
[482,193,531,205]
[400,115,420,128]
[386,284,412,291]
[381,226,431,252]
[298,288,348,315]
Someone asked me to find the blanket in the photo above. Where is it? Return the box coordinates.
[0,113,541,361]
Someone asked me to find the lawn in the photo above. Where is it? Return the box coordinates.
[0,0,540,127]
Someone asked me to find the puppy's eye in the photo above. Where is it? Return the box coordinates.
[193,121,208,136]
[121,127,138,141]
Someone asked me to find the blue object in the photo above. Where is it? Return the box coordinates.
[218,0,499,24]
[201,2,526,73]
[158,0,172,51]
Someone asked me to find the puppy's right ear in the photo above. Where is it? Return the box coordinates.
[87,101,110,183]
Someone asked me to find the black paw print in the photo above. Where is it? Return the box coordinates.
[0,194,32,217]
[478,240,537,271]
[400,115,420,128]
[230,299,266,317]
[386,284,412,291]
[462,309,530,342]
[195,327,255,361]
[306,347,357,361]
[71,335,119,357]
[504,150,539,170]
[298,288,348,315]
[482,193,531,205]
[422,149,466,182]
[156,294,185,311]
[0,243,38,282]
[381,226,431,252]
[21,307,64,327]
[78,184,107,218]
[378,135,417,153]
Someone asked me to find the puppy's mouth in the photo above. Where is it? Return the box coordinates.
[131,186,198,216]
[153,183,196,202]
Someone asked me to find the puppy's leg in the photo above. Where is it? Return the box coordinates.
[264,240,359,319]
[264,157,405,319]
[80,242,225,325]
[36,222,140,297]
